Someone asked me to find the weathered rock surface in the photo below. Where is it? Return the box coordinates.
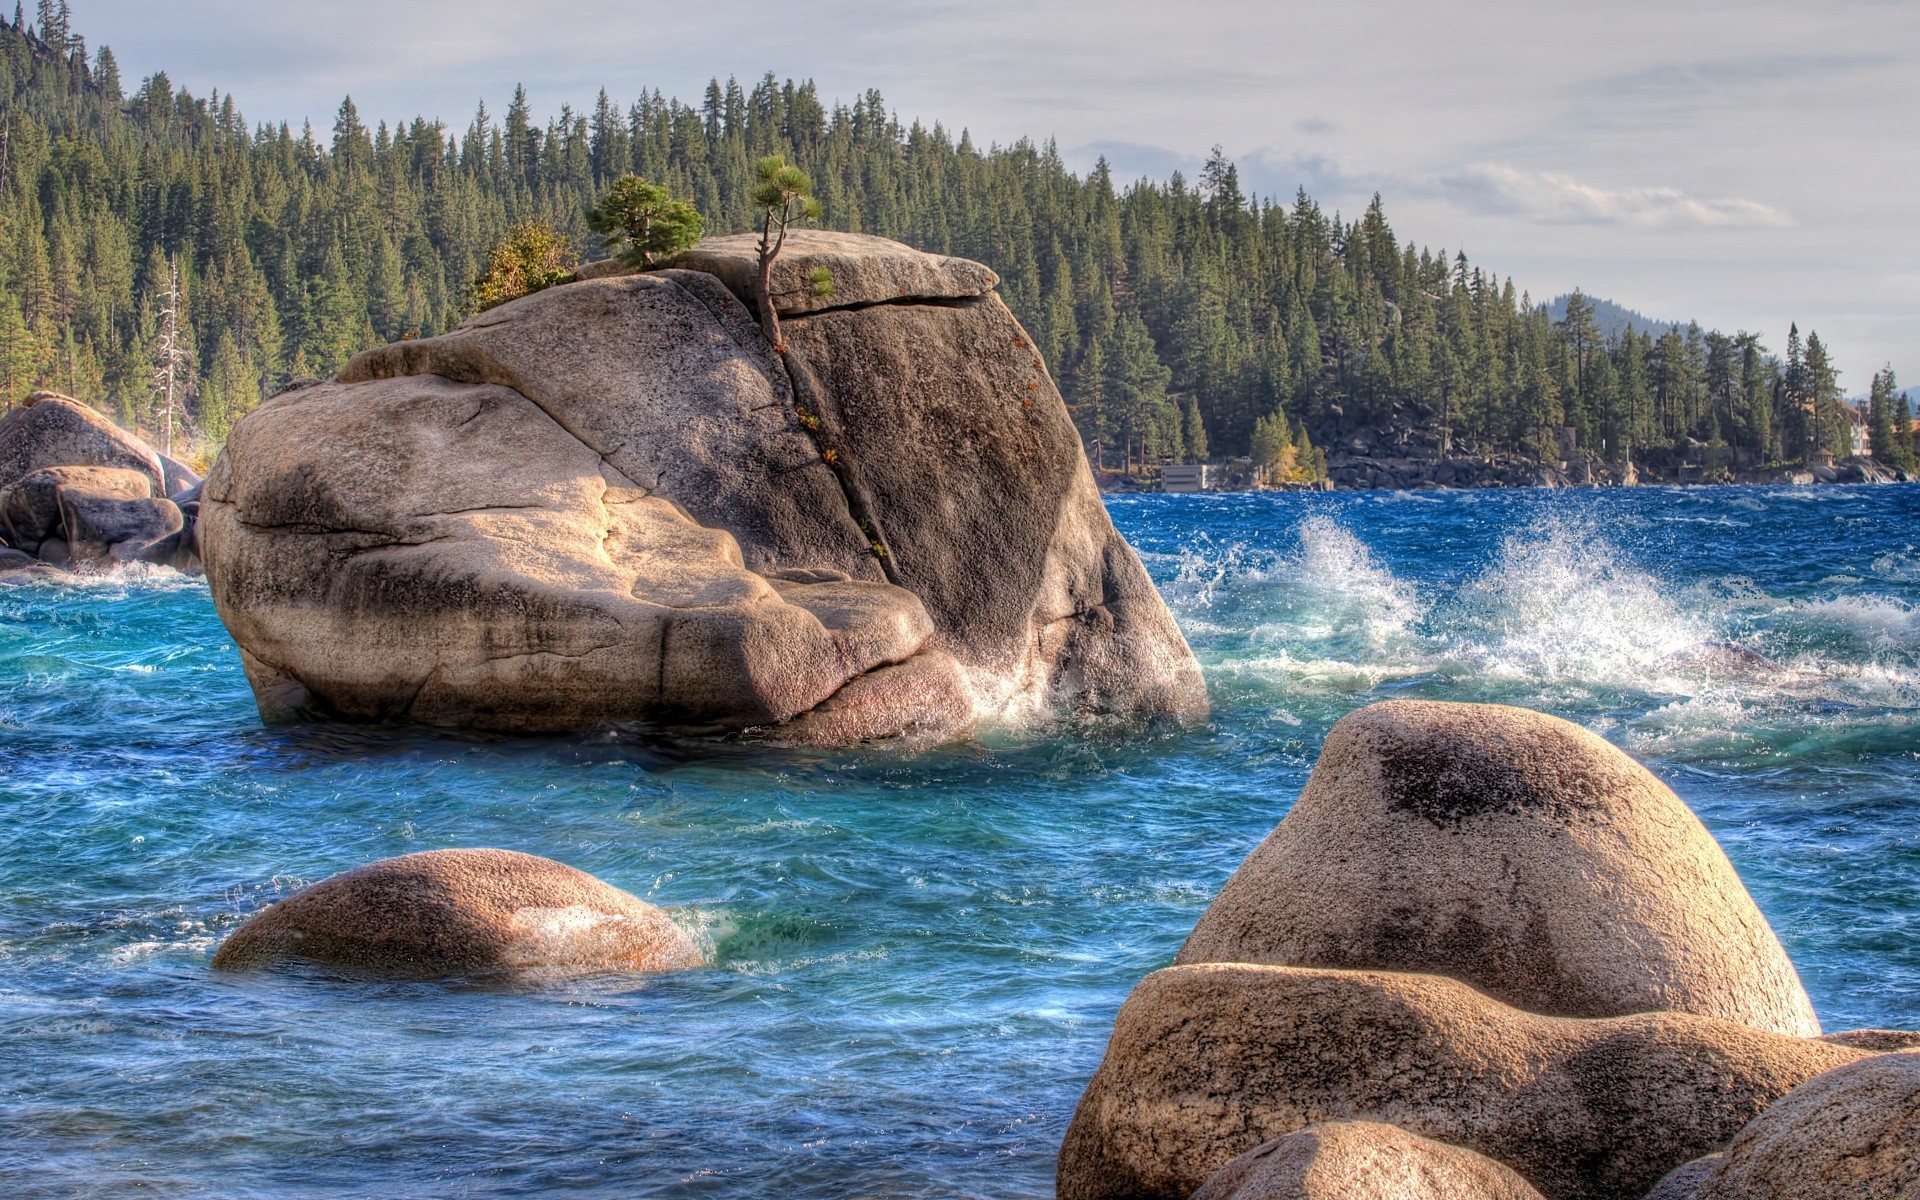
[211,848,701,976]
[1177,700,1819,1037]
[1641,1156,1722,1200]
[1055,963,1863,1200]
[202,371,944,732]
[1189,1121,1546,1200]
[1820,1029,1920,1051]
[0,392,166,493]
[1683,1052,1920,1199]
[203,234,1202,739]
[61,492,187,569]
[670,229,1000,315]
[0,465,155,554]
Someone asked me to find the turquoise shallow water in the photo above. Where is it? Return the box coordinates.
[1,485,1916,1197]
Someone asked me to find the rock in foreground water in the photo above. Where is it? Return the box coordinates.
[1055,963,1861,1200]
[1188,1121,1546,1200]
[1177,699,1820,1037]
[212,848,702,977]
[202,233,1202,742]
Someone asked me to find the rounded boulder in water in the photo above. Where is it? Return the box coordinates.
[1177,699,1821,1037]
[1190,1120,1546,1200]
[212,848,702,977]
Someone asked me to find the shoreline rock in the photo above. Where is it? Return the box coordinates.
[1189,1121,1547,1200]
[0,393,202,573]
[1664,1052,1920,1199]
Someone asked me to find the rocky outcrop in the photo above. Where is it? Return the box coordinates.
[62,492,189,569]
[202,233,1202,740]
[1673,1052,1920,1199]
[0,392,166,494]
[1055,964,1862,1200]
[1641,1157,1723,1200]
[0,395,203,571]
[211,848,701,976]
[1177,700,1819,1036]
[1189,1121,1546,1200]
[1,465,154,554]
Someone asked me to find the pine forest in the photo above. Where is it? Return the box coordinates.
[1,7,1912,476]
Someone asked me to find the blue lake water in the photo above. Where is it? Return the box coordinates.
[2,485,1916,1198]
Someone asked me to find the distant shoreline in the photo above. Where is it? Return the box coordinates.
[1095,453,1914,494]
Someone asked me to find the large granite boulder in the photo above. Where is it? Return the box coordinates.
[62,492,187,569]
[0,465,155,554]
[1670,1052,1920,1199]
[202,233,1202,740]
[211,848,701,976]
[0,392,166,493]
[1177,700,1819,1036]
[1055,963,1863,1200]
[1189,1121,1546,1200]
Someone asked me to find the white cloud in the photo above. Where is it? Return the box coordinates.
[1439,164,1791,230]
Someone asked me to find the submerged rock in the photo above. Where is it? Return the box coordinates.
[1055,963,1862,1200]
[1177,700,1820,1037]
[1189,1121,1546,1200]
[211,848,701,977]
[202,233,1202,741]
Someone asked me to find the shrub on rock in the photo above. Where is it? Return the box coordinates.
[1177,700,1819,1037]
[211,848,701,977]
[1055,963,1861,1200]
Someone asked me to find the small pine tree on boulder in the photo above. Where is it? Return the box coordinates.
[586,174,704,269]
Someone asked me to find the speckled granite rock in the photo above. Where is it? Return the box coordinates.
[1056,963,1860,1200]
[203,235,1202,740]
[212,848,701,977]
[1189,1121,1546,1200]
[1178,700,1819,1037]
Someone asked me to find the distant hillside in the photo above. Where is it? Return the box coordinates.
[1543,294,1677,340]
[0,10,1879,473]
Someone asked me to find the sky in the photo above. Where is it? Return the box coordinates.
[72,0,1919,389]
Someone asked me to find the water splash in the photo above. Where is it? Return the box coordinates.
[1443,515,1707,685]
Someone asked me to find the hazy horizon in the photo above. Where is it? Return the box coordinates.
[64,0,1920,388]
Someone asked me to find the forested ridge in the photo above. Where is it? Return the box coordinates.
[2,7,1913,474]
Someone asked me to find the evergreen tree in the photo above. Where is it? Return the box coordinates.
[0,14,1890,475]
[1869,367,1914,470]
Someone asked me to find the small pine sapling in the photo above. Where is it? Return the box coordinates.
[749,155,833,353]
[586,174,704,269]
